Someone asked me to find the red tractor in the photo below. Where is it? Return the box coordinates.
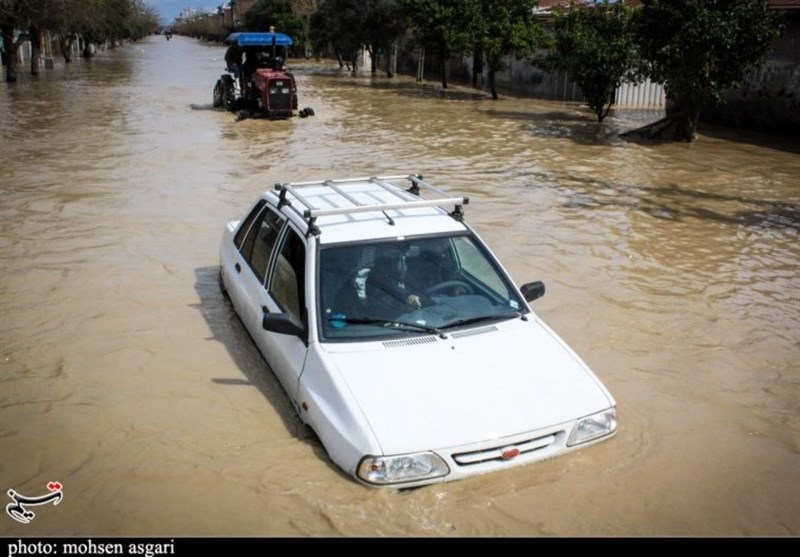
[213,32,314,120]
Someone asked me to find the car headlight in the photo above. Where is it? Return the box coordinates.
[357,452,449,485]
[567,408,617,446]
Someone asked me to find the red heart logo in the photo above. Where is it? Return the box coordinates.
[47,481,62,491]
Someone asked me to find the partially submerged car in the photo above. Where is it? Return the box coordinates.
[213,32,313,120]
[218,174,616,488]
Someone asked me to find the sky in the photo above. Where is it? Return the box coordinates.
[145,0,224,25]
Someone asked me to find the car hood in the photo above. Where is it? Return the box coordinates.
[326,317,613,455]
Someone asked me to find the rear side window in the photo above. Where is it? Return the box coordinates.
[234,199,266,250]
[240,207,285,284]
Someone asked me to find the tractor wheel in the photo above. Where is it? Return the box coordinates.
[212,80,225,108]
[221,75,236,111]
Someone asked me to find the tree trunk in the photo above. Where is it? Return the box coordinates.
[597,96,613,122]
[29,25,42,76]
[385,41,396,78]
[620,93,700,142]
[438,37,448,89]
[60,34,75,63]
[471,44,483,88]
[1,26,19,83]
[488,68,498,100]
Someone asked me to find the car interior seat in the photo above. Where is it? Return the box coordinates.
[322,249,365,319]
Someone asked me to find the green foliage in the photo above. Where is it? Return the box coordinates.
[309,0,365,67]
[546,0,642,121]
[479,0,540,71]
[1,0,158,74]
[399,0,540,91]
[0,0,159,44]
[400,0,473,60]
[477,0,541,98]
[310,0,406,73]
[243,0,304,39]
[636,0,782,109]
[361,0,406,65]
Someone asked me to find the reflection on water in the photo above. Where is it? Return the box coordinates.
[1,35,798,537]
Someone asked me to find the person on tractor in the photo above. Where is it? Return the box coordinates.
[225,43,242,80]
[242,48,265,84]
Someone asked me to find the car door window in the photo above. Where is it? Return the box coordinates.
[241,207,284,284]
[269,227,306,318]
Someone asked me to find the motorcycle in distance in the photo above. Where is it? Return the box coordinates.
[213,32,314,121]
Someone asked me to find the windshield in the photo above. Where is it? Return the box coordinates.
[318,233,527,341]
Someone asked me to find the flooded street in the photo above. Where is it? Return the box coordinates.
[1,35,798,537]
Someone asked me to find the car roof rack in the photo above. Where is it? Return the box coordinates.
[273,174,469,236]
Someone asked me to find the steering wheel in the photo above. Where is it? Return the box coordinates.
[425,280,474,297]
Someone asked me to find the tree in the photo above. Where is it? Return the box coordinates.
[0,0,29,82]
[477,0,541,100]
[309,0,363,73]
[1,0,158,80]
[291,0,315,58]
[309,0,405,77]
[398,0,540,97]
[48,0,93,63]
[624,0,782,141]
[545,0,642,121]
[399,0,474,89]
[361,0,406,76]
[0,0,52,77]
[243,0,305,45]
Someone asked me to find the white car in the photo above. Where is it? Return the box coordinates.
[218,174,616,488]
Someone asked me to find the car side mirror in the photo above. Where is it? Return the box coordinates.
[262,312,305,337]
[520,281,545,302]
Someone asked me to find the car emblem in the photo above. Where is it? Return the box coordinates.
[501,447,521,460]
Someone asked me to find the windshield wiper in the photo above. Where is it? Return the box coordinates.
[440,311,526,330]
[328,316,447,339]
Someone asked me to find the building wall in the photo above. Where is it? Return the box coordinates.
[395,47,665,110]
[223,0,257,29]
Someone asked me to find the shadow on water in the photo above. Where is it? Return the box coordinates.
[321,72,494,102]
[483,108,626,145]
[190,265,347,481]
[191,267,317,438]
[190,266,371,483]
[190,103,218,111]
[697,120,800,156]
[532,171,800,229]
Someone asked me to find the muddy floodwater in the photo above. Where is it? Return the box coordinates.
[1,35,798,537]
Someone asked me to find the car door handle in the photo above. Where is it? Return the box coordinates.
[235,263,241,273]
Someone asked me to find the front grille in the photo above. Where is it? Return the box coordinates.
[452,432,560,466]
[266,79,292,110]
[268,90,292,110]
